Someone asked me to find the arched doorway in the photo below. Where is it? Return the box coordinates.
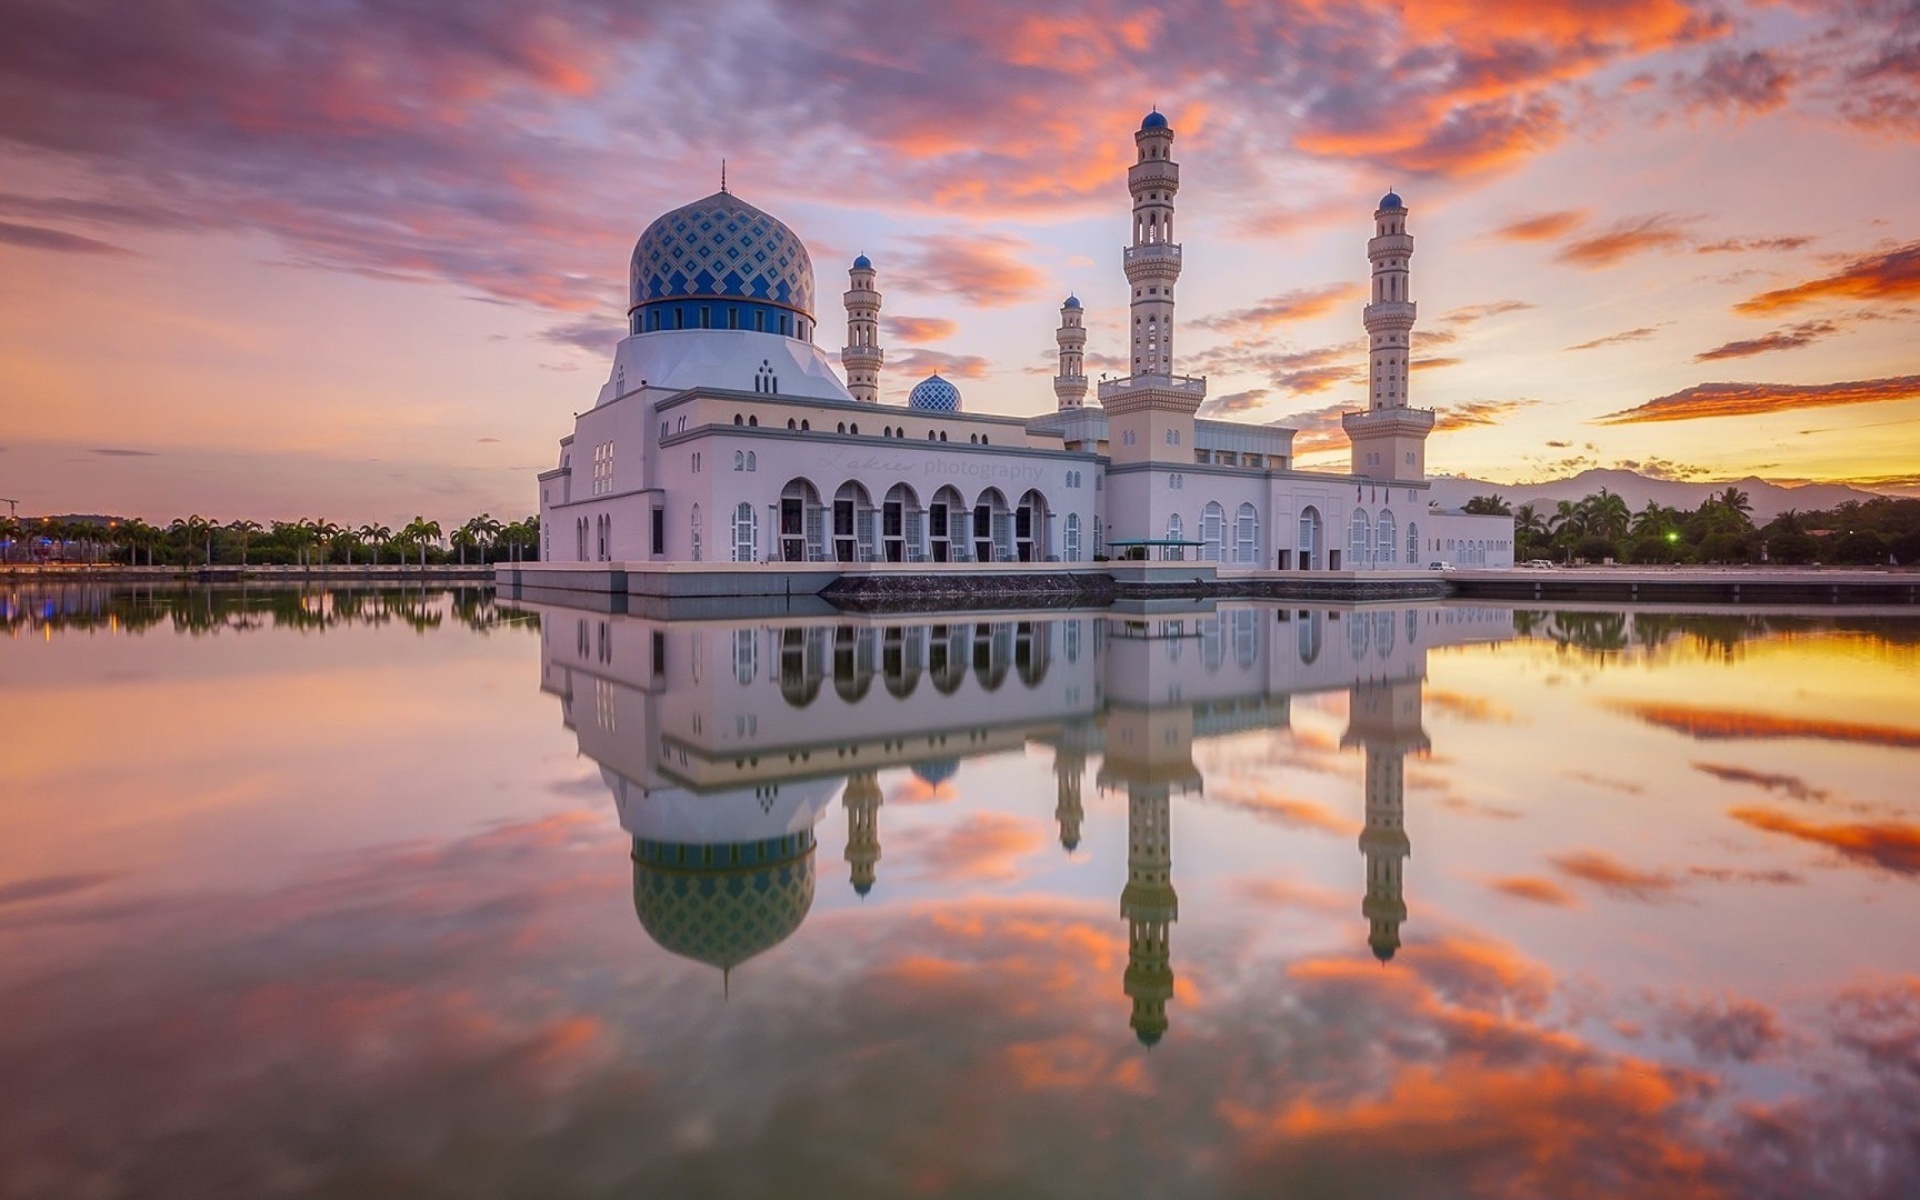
[833,481,875,562]
[928,485,966,563]
[974,488,1009,563]
[731,502,758,563]
[1015,489,1048,561]
[1298,506,1322,570]
[882,483,923,563]
[779,479,824,562]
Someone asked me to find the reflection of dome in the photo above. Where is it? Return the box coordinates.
[629,191,816,327]
[912,759,959,787]
[1137,1028,1163,1047]
[1371,941,1396,964]
[1378,190,1404,211]
[1140,109,1169,130]
[908,374,962,412]
[632,831,817,971]
[852,253,872,270]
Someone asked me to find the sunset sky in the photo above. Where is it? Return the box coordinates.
[2,0,1917,524]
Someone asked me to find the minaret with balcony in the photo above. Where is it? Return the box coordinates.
[843,769,883,896]
[1340,679,1429,963]
[1100,110,1207,471]
[1054,295,1088,410]
[1343,192,1434,481]
[1053,745,1086,852]
[842,255,883,405]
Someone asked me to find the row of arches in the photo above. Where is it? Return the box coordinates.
[1158,502,1261,563]
[725,479,1073,564]
[765,621,1067,706]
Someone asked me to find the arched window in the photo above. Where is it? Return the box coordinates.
[787,418,797,430]
[837,422,846,434]
[1165,512,1184,559]
[748,415,758,427]
[732,502,758,563]
[746,451,756,472]
[1375,510,1396,565]
[734,414,743,426]
[849,423,859,435]
[691,503,703,563]
[1234,503,1258,564]
[1064,512,1082,562]
[734,450,744,471]
[1348,509,1371,568]
[1298,506,1322,570]
[1200,501,1225,562]
[1407,520,1420,565]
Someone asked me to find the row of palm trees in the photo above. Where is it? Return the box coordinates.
[1467,487,1758,563]
[1,513,539,568]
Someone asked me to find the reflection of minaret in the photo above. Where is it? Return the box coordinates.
[1099,704,1198,1046]
[844,770,882,896]
[1053,744,1087,852]
[1341,680,1429,963]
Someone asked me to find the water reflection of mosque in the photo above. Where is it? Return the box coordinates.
[534,602,1512,1041]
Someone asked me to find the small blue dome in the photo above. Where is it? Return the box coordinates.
[852,253,871,270]
[1378,190,1404,211]
[1140,109,1169,130]
[1064,294,1081,309]
[907,375,961,414]
[912,758,959,786]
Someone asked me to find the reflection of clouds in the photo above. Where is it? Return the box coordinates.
[0,811,1915,1195]
[1204,782,1358,837]
[1693,761,1830,804]
[1228,875,1351,916]
[1486,875,1581,907]
[889,812,1048,884]
[1614,701,1920,749]
[1729,808,1920,876]
[1423,689,1519,724]
[1549,849,1807,902]
[1656,993,1785,1064]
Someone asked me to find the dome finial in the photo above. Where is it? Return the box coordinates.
[720,158,728,195]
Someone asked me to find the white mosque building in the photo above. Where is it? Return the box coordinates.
[535,111,1513,574]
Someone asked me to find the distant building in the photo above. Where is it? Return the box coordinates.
[537,112,1513,571]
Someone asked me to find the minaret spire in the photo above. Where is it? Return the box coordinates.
[1342,189,1435,487]
[720,159,728,194]
[1053,295,1087,409]
[842,255,883,404]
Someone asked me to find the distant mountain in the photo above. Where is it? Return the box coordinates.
[1426,469,1889,523]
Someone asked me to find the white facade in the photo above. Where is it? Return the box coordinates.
[537,113,1514,572]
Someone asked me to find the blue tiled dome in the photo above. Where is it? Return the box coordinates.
[1378,190,1404,211]
[1140,109,1169,130]
[852,253,872,270]
[629,191,815,322]
[1064,294,1082,309]
[907,374,961,413]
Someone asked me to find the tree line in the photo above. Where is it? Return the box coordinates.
[1462,488,1920,565]
[0,513,539,568]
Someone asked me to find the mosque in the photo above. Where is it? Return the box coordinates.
[535,111,1514,574]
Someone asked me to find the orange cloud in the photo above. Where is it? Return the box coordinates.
[1729,807,1920,875]
[1555,214,1695,267]
[1734,242,1920,314]
[1441,299,1536,324]
[1196,283,1363,333]
[1487,875,1581,907]
[1434,398,1536,431]
[1610,701,1920,746]
[1490,210,1588,242]
[888,348,992,381]
[1693,320,1838,361]
[883,315,959,343]
[1597,375,1920,425]
[1567,325,1662,351]
[895,234,1043,307]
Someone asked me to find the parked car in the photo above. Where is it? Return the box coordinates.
[1427,561,1455,571]
[1523,559,1555,569]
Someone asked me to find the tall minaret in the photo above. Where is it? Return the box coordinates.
[843,255,883,405]
[1054,295,1088,409]
[1340,679,1429,963]
[1101,110,1206,479]
[843,770,883,896]
[1343,192,1435,481]
[1126,111,1180,378]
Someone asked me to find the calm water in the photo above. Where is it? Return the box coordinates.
[3,585,1918,1199]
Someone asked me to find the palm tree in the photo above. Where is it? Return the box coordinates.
[227,519,263,566]
[358,523,392,566]
[1714,486,1754,529]
[400,516,442,568]
[1513,503,1547,558]
[171,514,214,565]
[1588,488,1631,542]
[1463,493,1512,516]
